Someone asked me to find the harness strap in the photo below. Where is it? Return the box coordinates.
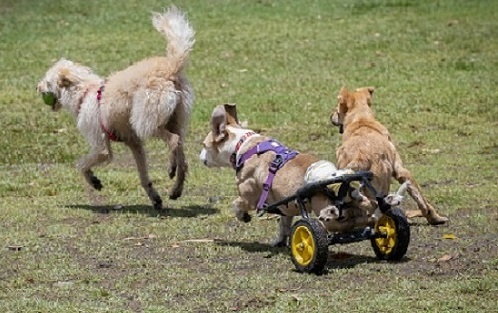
[236,139,299,211]
[97,85,120,142]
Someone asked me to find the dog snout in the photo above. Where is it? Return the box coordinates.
[241,212,251,223]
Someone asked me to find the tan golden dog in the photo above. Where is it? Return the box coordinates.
[199,104,375,246]
[36,7,195,210]
[330,87,448,225]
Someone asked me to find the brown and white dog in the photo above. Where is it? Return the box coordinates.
[330,87,448,225]
[199,104,375,246]
[36,7,195,209]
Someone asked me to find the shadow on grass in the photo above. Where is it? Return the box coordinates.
[216,240,411,274]
[324,252,411,272]
[63,204,219,218]
[216,240,288,258]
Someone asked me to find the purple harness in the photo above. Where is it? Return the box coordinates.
[236,139,299,211]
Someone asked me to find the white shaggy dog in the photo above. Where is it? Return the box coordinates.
[36,6,195,210]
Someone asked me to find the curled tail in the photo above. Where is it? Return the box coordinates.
[152,6,195,73]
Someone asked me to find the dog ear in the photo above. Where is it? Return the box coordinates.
[354,87,375,106]
[338,86,349,100]
[223,103,239,125]
[337,86,350,111]
[57,68,75,88]
[211,105,228,142]
[364,87,375,106]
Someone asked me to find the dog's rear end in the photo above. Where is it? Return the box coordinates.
[330,87,448,225]
[101,6,195,202]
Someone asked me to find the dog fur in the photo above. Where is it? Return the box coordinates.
[330,87,448,225]
[199,104,377,246]
[36,6,195,210]
[318,180,410,229]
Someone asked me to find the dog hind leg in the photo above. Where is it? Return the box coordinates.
[156,128,187,200]
[125,140,163,210]
[393,153,448,225]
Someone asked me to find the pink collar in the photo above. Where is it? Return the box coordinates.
[230,131,256,168]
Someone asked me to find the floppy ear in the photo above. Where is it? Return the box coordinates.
[223,103,239,125]
[211,105,228,142]
[57,68,75,88]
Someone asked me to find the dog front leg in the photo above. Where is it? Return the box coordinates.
[77,143,112,190]
[232,196,252,223]
[126,141,163,210]
[272,216,293,247]
[157,129,187,200]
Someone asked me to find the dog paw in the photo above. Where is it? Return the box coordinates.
[428,215,449,225]
[153,197,163,210]
[90,176,103,191]
[168,190,182,200]
[241,212,251,223]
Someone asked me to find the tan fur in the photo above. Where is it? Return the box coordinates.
[36,6,195,210]
[330,87,448,225]
[200,104,377,246]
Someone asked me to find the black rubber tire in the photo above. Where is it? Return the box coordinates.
[290,218,329,274]
[371,207,410,261]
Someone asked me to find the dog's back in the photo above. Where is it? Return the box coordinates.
[333,89,394,194]
[103,6,195,141]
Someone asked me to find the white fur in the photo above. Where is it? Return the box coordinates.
[36,6,195,209]
[199,126,261,168]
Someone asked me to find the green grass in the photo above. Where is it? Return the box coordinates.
[1,0,497,312]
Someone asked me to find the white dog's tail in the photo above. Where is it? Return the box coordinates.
[152,6,195,73]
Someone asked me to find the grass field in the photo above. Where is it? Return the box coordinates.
[1,0,497,312]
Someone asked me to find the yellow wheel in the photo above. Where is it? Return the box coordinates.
[290,219,328,274]
[371,207,410,260]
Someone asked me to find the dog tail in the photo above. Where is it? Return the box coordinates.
[152,6,195,73]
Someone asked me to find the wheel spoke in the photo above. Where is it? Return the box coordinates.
[305,243,314,258]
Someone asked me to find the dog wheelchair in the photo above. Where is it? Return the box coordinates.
[261,171,410,274]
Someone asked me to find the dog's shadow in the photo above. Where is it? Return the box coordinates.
[216,239,410,274]
[63,204,219,218]
[216,240,288,258]
[324,251,411,275]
